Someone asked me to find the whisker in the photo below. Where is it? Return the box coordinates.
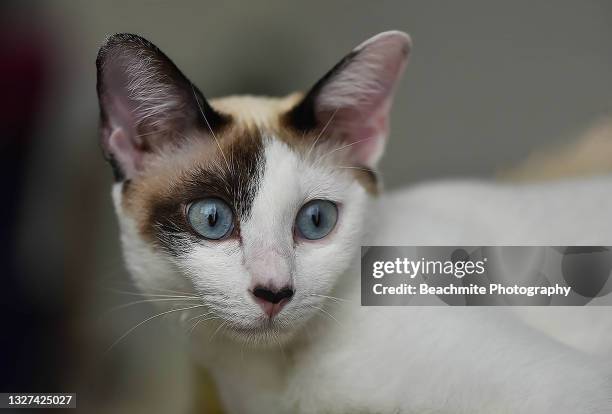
[105,304,206,353]
[318,136,378,162]
[310,293,351,303]
[102,297,202,316]
[188,315,220,336]
[123,284,197,296]
[103,288,200,299]
[336,166,374,174]
[309,304,343,327]
[143,285,201,296]
[209,320,229,343]
[191,84,231,172]
[186,310,217,323]
[306,107,339,159]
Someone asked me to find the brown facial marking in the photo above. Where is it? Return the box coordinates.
[120,122,264,254]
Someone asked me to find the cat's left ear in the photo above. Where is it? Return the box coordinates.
[96,33,228,181]
[285,31,411,168]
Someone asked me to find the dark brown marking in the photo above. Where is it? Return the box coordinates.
[121,125,265,255]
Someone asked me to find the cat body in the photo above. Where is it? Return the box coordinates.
[97,31,612,413]
[113,171,612,414]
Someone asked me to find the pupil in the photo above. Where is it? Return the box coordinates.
[311,206,321,227]
[207,205,218,227]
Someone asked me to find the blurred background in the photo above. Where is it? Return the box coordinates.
[2,1,611,413]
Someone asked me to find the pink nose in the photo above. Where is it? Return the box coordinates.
[251,286,294,318]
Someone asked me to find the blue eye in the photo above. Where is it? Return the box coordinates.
[295,200,338,240]
[187,198,234,240]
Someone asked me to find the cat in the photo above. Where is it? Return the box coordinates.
[96,31,612,413]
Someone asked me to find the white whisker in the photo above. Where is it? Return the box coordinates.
[310,293,351,303]
[191,84,231,172]
[306,107,339,159]
[336,166,374,173]
[188,314,220,336]
[105,304,206,353]
[309,304,343,327]
[209,320,229,343]
[102,297,202,316]
[186,310,216,323]
[318,136,378,162]
[104,288,200,299]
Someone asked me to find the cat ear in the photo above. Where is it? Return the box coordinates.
[286,31,411,167]
[96,33,228,180]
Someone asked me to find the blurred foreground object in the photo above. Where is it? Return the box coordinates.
[0,6,60,392]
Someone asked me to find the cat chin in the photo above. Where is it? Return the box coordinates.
[217,320,301,348]
[224,328,295,348]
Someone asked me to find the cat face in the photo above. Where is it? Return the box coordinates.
[97,32,410,345]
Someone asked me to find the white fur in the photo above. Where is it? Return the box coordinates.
[113,143,612,414]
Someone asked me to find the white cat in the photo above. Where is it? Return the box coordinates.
[96,31,612,413]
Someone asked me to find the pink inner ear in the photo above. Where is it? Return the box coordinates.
[314,32,410,167]
[102,88,148,179]
[333,105,390,167]
[357,107,390,164]
[108,128,142,178]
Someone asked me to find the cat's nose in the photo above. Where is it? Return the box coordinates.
[251,285,294,317]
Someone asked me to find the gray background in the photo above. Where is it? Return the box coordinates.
[28,0,612,187]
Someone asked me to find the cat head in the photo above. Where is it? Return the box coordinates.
[97,31,410,346]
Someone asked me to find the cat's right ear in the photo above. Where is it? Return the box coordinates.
[285,31,411,168]
[96,33,228,181]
